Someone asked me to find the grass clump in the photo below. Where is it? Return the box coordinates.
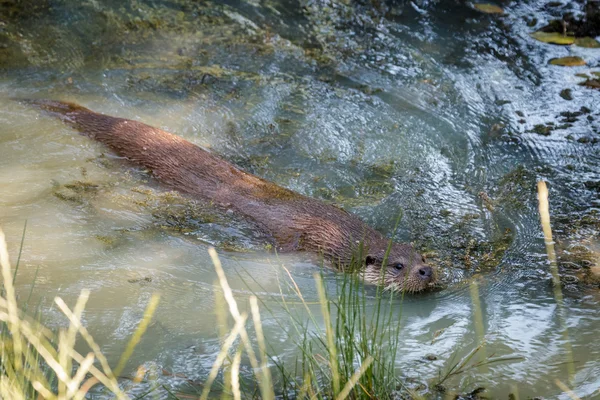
[0,226,160,399]
[300,272,403,399]
[245,245,416,400]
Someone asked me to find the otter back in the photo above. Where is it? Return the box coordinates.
[26,100,384,264]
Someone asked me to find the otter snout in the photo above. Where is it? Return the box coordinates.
[418,266,433,280]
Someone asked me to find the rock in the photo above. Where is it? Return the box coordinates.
[527,17,538,27]
[584,181,600,191]
[580,78,600,89]
[530,31,575,45]
[473,3,504,14]
[560,88,573,100]
[575,36,600,48]
[549,56,586,66]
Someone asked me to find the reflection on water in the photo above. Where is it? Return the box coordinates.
[1,0,600,397]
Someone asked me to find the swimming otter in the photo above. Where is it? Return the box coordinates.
[24,99,435,293]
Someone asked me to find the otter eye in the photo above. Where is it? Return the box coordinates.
[422,256,426,263]
[393,263,405,270]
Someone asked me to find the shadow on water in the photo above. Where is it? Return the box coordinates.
[1,0,600,397]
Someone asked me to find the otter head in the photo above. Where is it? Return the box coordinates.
[363,243,435,293]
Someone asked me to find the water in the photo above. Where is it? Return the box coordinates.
[1,0,599,398]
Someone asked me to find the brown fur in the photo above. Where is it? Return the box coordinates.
[25,99,436,292]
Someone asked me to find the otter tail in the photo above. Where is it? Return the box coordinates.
[15,98,211,187]
[15,98,91,114]
[14,98,136,147]
[14,98,97,132]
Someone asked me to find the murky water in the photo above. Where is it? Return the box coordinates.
[1,0,599,398]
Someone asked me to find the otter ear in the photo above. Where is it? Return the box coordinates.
[365,255,377,266]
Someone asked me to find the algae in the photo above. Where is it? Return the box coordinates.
[137,190,223,231]
[127,276,153,286]
[552,208,600,288]
[53,180,103,205]
[528,124,554,136]
[94,234,124,250]
[53,190,85,204]
[494,165,535,211]
[63,181,100,193]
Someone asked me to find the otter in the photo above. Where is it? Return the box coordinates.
[24,99,435,293]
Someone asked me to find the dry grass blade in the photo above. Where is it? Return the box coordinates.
[537,181,560,287]
[282,265,310,311]
[55,297,118,383]
[0,224,156,399]
[554,379,581,400]
[215,285,229,341]
[58,291,90,398]
[4,311,70,383]
[1,377,25,400]
[0,228,24,371]
[200,314,248,400]
[67,352,95,398]
[297,372,312,400]
[334,356,373,400]
[231,346,243,400]
[0,285,118,400]
[68,348,126,399]
[214,286,233,399]
[250,296,275,400]
[314,273,340,395]
[537,181,554,246]
[32,381,53,399]
[114,293,161,377]
[469,279,487,371]
[75,378,100,400]
[537,182,575,380]
[208,248,260,373]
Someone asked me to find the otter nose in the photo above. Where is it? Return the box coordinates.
[418,266,433,279]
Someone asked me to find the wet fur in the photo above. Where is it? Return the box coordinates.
[24,99,435,292]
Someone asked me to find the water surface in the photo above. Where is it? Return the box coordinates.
[1,0,599,398]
